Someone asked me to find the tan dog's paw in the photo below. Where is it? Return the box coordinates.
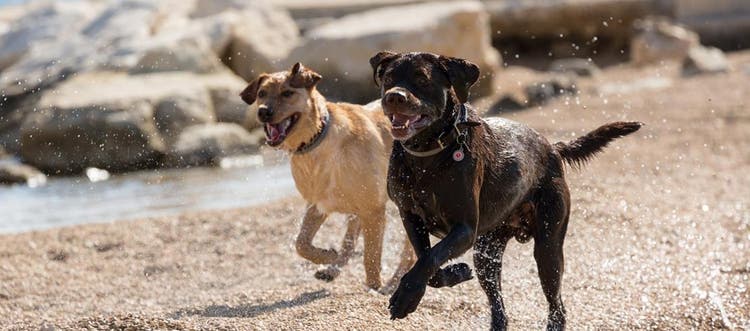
[314,265,340,282]
[378,278,399,295]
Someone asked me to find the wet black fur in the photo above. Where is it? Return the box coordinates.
[370,51,641,331]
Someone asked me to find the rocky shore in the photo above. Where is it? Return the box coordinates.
[1,0,746,182]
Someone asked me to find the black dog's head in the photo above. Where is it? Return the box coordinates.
[369,51,480,141]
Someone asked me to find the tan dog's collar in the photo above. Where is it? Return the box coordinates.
[294,110,331,155]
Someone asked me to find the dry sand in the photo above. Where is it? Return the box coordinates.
[2,52,750,330]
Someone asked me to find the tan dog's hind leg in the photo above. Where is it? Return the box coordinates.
[315,215,361,281]
[361,211,385,290]
[296,204,338,265]
[380,234,416,294]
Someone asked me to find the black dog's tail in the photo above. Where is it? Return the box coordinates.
[554,121,642,168]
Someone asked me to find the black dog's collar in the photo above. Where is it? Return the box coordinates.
[294,110,331,155]
[401,105,480,157]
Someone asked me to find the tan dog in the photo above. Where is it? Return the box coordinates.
[240,63,414,291]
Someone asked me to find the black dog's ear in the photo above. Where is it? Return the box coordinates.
[239,74,268,105]
[369,51,398,87]
[440,56,480,103]
[289,62,322,89]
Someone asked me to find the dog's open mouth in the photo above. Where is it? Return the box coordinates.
[264,113,300,147]
[388,113,431,140]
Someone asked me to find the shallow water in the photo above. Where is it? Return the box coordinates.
[0,155,297,234]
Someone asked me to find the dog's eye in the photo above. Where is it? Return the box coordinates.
[258,90,267,98]
[416,77,429,86]
[281,90,294,98]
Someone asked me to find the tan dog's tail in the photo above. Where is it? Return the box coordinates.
[554,121,642,168]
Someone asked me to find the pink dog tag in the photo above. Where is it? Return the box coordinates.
[452,148,465,162]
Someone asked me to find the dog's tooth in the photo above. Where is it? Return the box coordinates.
[404,119,410,128]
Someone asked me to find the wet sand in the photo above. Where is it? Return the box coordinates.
[2,52,750,330]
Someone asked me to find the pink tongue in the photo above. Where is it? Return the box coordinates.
[266,123,282,141]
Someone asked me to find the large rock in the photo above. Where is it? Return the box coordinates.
[191,0,265,18]
[286,1,501,103]
[128,36,225,75]
[187,0,300,80]
[0,1,164,96]
[630,19,700,66]
[681,46,730,76]
[0,0,300,96]
[18,71,250,174]
[157,11,235,56]
[0,1,99,71]
[484,0,665,57]
[167,123,260,167]
[0,0,214,96]
[674,0,750,49]
[548,58,600,77]
[0,161,46,187]
[80,0,158,45]
[224,10,300,81]
[20,100,163,175]
[193,70,256,128]
[153,93,214,142]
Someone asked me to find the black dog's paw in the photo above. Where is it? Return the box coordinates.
[388,280,426,320]
[314,266,340,282]
[427,263,473,288]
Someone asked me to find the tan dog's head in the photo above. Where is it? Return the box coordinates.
[240,63,323,150]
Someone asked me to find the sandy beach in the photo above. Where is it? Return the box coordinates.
[2,52,750,330]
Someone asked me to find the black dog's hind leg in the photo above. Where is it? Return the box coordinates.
[474,227,513,331]
[533,178,570,331]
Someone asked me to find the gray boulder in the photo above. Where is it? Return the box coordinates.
[153,94,214,142]
[286,1,501,102]
[17,71,249,174]
[80,0,158,44]
[0,1,100,71]
[167,123,260,167]
[0,0,226,96]
[128,36,225,74]
[0,161,46,187]
[549,58,601,77]
[224,9,300,81]
[630,19,700,66]
[20,101,164,175]
[682,46,730,76]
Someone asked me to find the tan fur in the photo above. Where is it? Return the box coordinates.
[245,66,414,291]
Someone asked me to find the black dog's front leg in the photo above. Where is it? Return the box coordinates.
[399,212,474,288]
[389,212,475,320]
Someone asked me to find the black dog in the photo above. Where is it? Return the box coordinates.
[369,51,641,330]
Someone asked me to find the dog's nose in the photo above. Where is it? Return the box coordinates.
[257,106,273,122]
[384,90,407,106]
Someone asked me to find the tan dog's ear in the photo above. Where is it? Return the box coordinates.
[289,62,322,89]
[369,51,398,88]
[240,74,268,105]
[439,56,480,104]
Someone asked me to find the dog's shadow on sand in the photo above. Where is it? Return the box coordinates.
[171,290,330,319]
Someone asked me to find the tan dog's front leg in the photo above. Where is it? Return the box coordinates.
[362,213,385,290]
[380,234,416,294]
[315,215,361,282]
[296,204,338,265]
